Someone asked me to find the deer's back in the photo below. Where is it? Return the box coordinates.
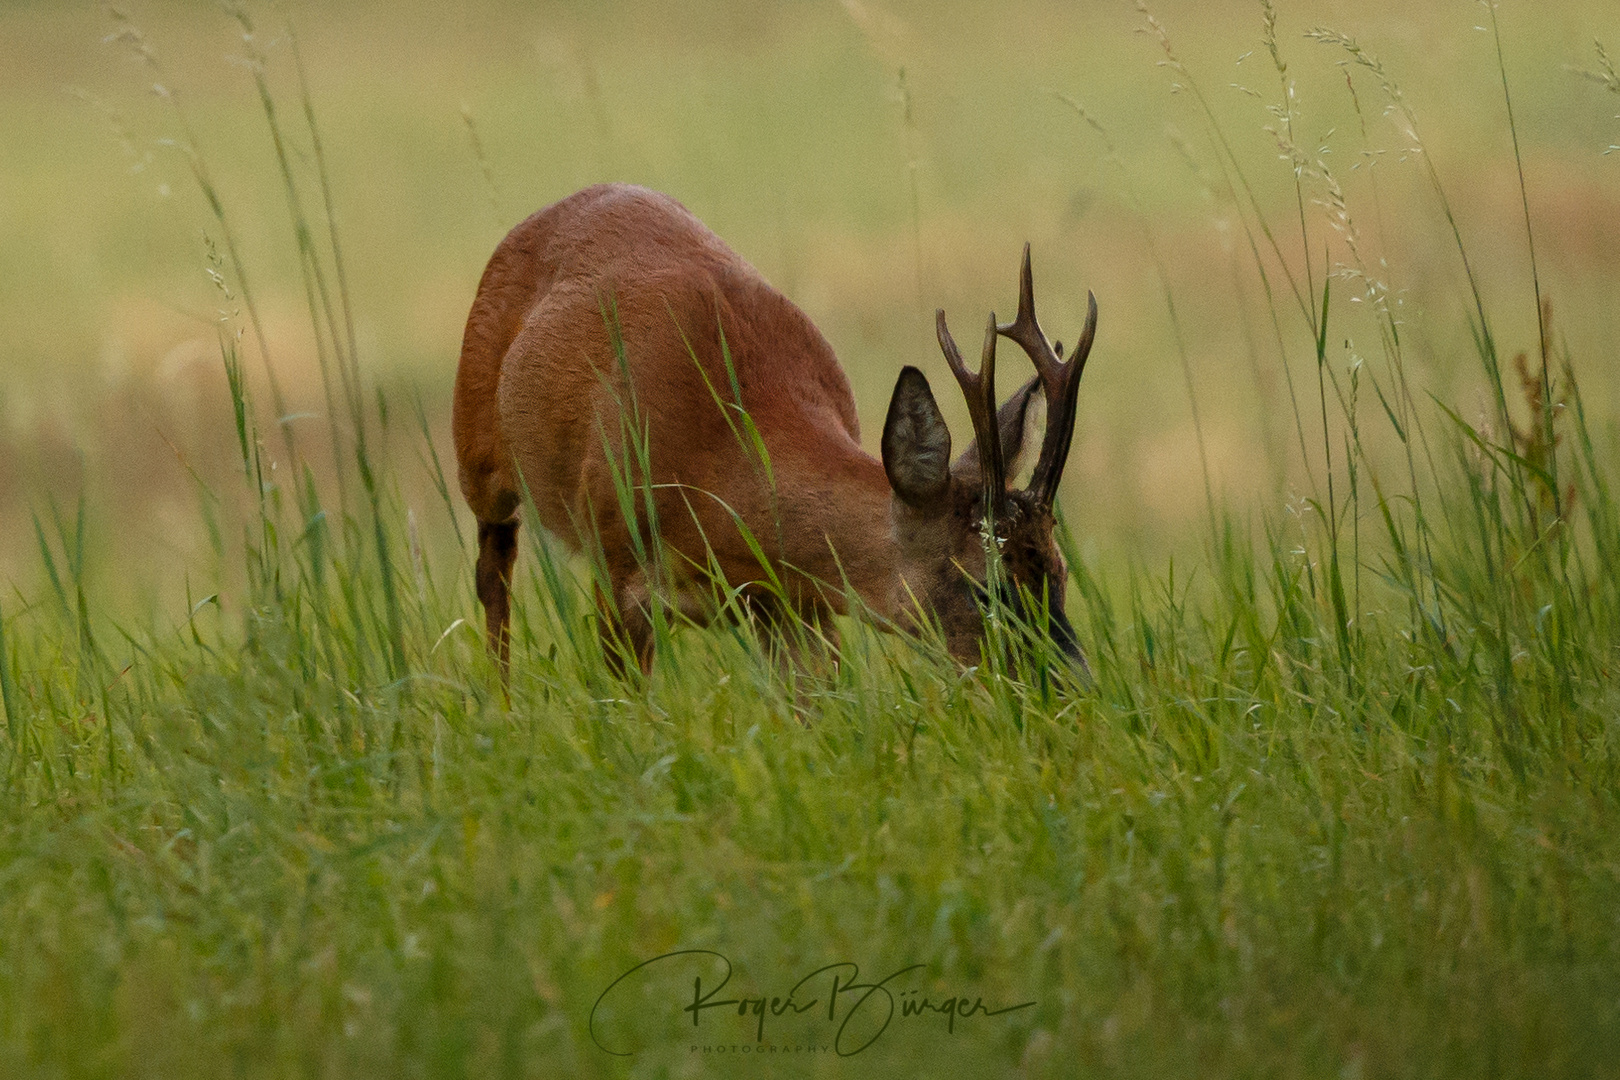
[453,184,863,561]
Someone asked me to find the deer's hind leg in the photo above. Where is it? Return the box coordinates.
[476,518,520,676]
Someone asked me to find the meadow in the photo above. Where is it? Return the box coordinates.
[3,0,1620,1076]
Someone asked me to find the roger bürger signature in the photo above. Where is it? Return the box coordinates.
[589,950,1037,1057]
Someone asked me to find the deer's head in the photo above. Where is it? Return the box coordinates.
[881,244,1096,671]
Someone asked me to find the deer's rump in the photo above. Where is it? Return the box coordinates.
[453,183,862,568]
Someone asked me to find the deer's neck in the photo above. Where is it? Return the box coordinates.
[771,441,903,621]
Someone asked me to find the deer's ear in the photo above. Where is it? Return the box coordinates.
[882,366,953,509]
[954,375,1042,488]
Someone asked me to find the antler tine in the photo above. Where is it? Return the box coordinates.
[935,308,1007,516]
[1029,289,1095,506]
[995,243,1098,507]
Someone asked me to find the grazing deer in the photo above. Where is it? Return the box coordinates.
[453,183,1095,675]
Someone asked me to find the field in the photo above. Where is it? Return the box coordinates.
[3,0,1620,1076]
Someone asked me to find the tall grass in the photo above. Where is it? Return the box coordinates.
[2,4,1620,1078]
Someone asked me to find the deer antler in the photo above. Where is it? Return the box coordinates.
[996,243,1096,508]
[936,307,1007,518]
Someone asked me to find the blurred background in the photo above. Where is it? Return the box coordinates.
[2,0,1618,610]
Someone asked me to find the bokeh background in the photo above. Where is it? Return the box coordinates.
[3,0,1618,608]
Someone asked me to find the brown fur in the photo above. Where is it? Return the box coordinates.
[453,183,1079,674]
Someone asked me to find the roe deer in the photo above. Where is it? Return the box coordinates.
[453,183,1095,675]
